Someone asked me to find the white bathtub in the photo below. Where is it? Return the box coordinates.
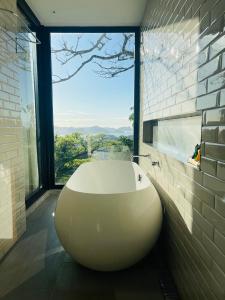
[55,160,162,271]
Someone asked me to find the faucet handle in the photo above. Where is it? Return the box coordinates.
[152,161,160,167]
[142,154,151,158]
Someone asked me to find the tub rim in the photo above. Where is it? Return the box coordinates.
[64,160,153,195]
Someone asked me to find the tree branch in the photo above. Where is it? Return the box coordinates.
[94,62,134,78]
[52,33,135,83]
[52,33,108,65]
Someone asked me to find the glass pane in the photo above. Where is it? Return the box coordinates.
[51,33,135,184]
[18,35,39,196]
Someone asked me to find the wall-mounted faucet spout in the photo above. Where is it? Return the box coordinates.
[152,161,160,167]
[132,154,151,160]
[131,154,160,167]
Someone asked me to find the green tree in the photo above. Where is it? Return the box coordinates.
[55,133,88,182]
[55,131,134,184]
[118,135,133,151]
[89,134,107,153]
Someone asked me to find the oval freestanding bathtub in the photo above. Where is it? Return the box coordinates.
[55,160,162,271]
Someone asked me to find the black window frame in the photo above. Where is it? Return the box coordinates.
[18,0,140,195]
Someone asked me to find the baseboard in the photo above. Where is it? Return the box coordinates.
[26,189,60,217]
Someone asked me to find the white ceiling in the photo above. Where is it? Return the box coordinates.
[26,0,147,26]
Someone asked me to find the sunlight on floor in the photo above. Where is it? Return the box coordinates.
[0,163,13,239]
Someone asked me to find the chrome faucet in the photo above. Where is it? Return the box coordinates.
[138,174,142,182]
[152,161,160,167]
[131,153,160,167]
[132,154,151,159]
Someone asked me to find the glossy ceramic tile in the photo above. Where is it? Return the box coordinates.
[202,126,219,143]
[203,107,225,125]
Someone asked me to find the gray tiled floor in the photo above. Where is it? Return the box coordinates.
[0,193,166,300]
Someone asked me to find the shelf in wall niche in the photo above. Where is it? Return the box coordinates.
[143,115,202,165]
[187,158,200,169]
[144,142,201,171]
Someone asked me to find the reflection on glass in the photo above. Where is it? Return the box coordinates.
[51,33,135,184]
[18,34,39,196]
[141,18,199,120]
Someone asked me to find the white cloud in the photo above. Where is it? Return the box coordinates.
[54,111,93,116]
[54,112,130,128]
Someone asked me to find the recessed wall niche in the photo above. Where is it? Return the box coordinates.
[143,116,202,163]
[143,120,158,144]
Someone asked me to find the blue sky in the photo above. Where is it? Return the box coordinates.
[51,33,134,128]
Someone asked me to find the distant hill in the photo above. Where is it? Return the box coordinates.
[54,126,133,137]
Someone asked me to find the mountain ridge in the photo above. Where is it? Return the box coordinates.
[54,126,133,137]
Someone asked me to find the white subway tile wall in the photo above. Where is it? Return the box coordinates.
[0,0,26,259]
[140,0,225,299]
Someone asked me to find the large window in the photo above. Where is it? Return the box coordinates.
[51,32,135,184]
[18,34,39,197]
